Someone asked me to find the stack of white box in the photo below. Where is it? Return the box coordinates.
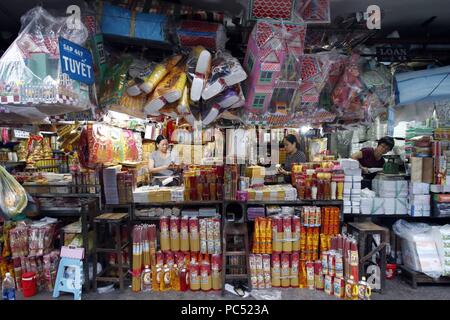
[373,178,409,215]
[408,182,431,216]
[340,159,362,214]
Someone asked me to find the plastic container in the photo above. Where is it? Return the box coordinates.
[2,273,16,300]
[386,263,397,280]
[21,272,37,298]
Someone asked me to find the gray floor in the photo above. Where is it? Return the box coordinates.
[18,277,450,300]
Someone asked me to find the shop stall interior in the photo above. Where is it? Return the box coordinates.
[0,0,450,301]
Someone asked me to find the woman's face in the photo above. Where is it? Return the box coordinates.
[284,139,296,154]
[157,139,169,153]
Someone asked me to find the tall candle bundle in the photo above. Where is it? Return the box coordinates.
[132,226,143,292]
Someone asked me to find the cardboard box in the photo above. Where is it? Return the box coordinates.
[411,157,423,182]
[409,182,430,195]
[422,158,434,184]
[361,197,385,215]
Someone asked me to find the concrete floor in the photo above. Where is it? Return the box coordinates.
[18,277,450,300]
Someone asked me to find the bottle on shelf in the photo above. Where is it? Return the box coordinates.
[2,273,15,300]
[141,265,152,292]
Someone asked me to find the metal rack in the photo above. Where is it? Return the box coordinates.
[29,183,102,292]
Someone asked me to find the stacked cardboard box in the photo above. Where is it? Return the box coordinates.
[340,159,362,214]
[408,182,431,216]
[132,186,185,203]
[361,178,408,215]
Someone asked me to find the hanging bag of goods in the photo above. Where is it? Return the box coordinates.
[98,2,170,45]
[186,46,212,102]
[202,51,247,100]
[331,53,367,122]
[0,165,28,219]
[0,6,92,123]
[144,64,187,116]
[201,85,242,126]
[176,20,227,51]
[243,20,306,116]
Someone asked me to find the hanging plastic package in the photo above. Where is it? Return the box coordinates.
[331,53,366,121]
[176,20,227,51]
[0,165,28,219]
[177,85,197,126]
[99,56,133,107]
[140,55,183,94]
[294,0,331,24]
[98,2,170,44]
[186,46,211,102]
[0,6,92,123]
[126,59,157,96]
[202,51,247,100]
[242,19,305,124]
[201,85,241,126]
[144,63,187,116]
[359,59,393,121]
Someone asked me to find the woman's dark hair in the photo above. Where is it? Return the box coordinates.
[155,135,168,145]
[378,136,395,151]
[284,134,301,150]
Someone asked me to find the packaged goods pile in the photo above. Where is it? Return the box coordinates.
[249,207,348,297]
[0,7,93,122]
[128,215,223,292]
[338,159,362,214]
[245,185,298,202]
[183,166,224,201]
[100,46,247,127]
[292,160,345,200]
[0,219,59,294]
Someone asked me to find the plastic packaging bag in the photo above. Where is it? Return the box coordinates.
[176,20,227,51]
[201,85,242,126]
[243,20,306,115]
[331,53,366,121]
[0,165,28,219]
[0,7,90,116]
[185,46,211,102]
[393,219,443,278]
[144,64,187,115]
[202,51,247,100]
[250,289,282,300]
[294,0,331,24]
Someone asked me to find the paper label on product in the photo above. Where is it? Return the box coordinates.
[59,37,94,85]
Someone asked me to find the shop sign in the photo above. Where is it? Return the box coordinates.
[58,37,94,85]
[376,46,409,62]
[13,129,30,139]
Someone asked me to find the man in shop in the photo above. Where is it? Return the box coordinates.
[351,136,395,187]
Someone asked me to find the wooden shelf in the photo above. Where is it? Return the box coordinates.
[224,251,247,256]
[224,274,248,279]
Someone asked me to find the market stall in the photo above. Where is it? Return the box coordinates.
[0,0,450,302]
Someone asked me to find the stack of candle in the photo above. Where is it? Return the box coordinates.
[292,162,345,200]
[132,224,157,292]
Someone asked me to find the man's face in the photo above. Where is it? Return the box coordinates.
[375,143,391,157]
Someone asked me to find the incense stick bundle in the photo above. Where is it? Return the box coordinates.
[132,226,143,292]
[143,225,151,266]
[149,225,157,267]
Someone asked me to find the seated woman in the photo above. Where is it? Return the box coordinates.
[278,134,307,183]
[148,135,180,186]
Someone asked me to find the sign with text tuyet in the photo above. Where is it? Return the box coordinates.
[58,37,94,85]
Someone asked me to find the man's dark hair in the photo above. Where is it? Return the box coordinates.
[378,136,395,150]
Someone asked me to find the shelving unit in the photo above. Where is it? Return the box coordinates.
[36,197,99,292]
